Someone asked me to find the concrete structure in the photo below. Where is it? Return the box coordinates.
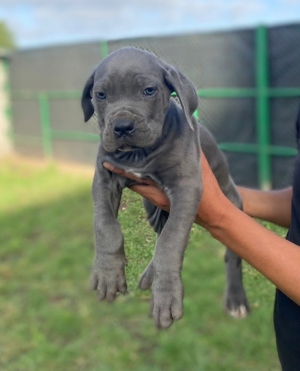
[0,51,11,156]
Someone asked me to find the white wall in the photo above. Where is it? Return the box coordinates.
[0,56,11,156]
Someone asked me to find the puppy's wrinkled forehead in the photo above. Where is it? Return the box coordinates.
[94,48,164,87]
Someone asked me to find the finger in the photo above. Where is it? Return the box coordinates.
[130,185,170,210]
[103,162,155,185]
[103,161,129,177]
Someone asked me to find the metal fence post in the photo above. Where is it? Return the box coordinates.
[100,41,108,59]
[256,26,271,190]
[38,93,52,158]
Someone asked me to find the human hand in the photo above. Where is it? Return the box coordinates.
[102,163,170,211]
[103,151,227,230]
[194,151,227,229]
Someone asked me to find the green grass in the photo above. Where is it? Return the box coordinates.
[0,158,283,371]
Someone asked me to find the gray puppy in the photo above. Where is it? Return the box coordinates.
[81,47,249,329]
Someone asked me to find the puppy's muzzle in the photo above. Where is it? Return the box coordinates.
[113,119,136,138]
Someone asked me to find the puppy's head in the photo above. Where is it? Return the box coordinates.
[81,47,198,153]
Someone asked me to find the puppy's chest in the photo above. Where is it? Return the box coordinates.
[104,149,172,184]
[104,149,153,176]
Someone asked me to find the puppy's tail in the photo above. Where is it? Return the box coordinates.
[143,198,169,235]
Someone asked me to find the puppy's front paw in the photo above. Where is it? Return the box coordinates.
[90,255,127,302]
[151,271,183,329]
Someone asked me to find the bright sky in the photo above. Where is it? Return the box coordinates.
[0,0,300,48]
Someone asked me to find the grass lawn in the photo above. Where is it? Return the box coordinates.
[0,157,284,371]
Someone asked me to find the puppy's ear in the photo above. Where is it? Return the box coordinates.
[81,72,95,122]
[163,65,198,130]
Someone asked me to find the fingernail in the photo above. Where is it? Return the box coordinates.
[103,162,113,170]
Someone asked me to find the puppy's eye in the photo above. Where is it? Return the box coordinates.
[95,92,106,100]
[143,87,156,96]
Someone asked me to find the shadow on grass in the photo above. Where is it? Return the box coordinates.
[0,180,280,371]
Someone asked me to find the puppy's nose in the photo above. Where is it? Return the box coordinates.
[113,120,136,137]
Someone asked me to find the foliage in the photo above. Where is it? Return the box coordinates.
[0,159,283,371]
[0,21,15,49]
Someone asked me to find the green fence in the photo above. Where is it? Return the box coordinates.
[198,26,299,189]
[10,26,300,189]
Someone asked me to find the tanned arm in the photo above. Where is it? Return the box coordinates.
[195,153,300,304]
[237,186,292,228]
[103,153,300,305]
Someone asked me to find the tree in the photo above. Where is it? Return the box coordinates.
[0,21,15,49]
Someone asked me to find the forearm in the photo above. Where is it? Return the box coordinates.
[103,159,300,305]
[237,186,292,228]
[199,198,300,306]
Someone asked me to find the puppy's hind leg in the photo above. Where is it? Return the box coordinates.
[224,184,250,318]
[224,248,250,318]
[138,198,169,290]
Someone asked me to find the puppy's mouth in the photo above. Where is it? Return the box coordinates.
[117,144,139,152]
